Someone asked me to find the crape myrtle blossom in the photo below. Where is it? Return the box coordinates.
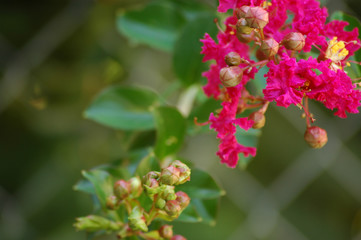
[200,0,361,167]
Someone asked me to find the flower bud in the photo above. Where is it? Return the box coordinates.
[143,171,160,186]
[236,31,254,43]
[170,160,191,185]
[304,126,328,148]
[160,185,177,201]
[282,32,305,51]
[114,180,130,200]
[171,235,187,240]
[164,200,182,217]
[159,225,173,239]
[248,111,266,129]
[260,38,279,58]
[236,18,253,35]
[106,195,118,210]
[256,48,267,61]
[128,206,148,232]
[245,7,269,29]
[236,6,250,19]
[156,198,166,209]
[128,177,143,198]
[225,52,241,66]
[160,166,180,185]
[175,191,190,209]
[74,215,120,232]
[219,66,243,88]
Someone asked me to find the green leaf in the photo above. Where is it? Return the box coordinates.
[116,2,186,52]
[134,150,161,177]
[82,169,114,209]
[330,11,361,73]
[84,86,161,130]
[173,13,217,86]
[153,106,187,160]
[176,204,202,223]
[73,179,96,195]
[177,169,225,199]
[192,198,219,225]
[235,127,261,169]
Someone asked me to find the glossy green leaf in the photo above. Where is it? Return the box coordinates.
[134,150,161,178]
[84,86,161,130]
[82,169,113,209]
[192,198,219,225]
[330,11,361,73]
[116,2,186,52]
[73,179,95,195]
[177,169,225,199]
[173,14,217,86]
[235,127,261,169]
[153,106,187,160]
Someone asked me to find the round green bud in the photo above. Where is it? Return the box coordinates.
[160,166,180,185]
[225,52,242,66]
[248,111,266,129]
[260,38,279,58]
[164,200,182,217]
[175,191,190,209]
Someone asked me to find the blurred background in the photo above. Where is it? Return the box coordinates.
[1,0,361,239]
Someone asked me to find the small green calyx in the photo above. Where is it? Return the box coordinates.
[128,206,148,232]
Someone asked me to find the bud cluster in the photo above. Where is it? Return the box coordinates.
[143,160,191,220]
[76,160,191,239]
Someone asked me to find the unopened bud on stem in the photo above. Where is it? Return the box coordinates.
[164,200,182,217]
[160,166,180,185]
[249,111,266,129]
[260,38,279,58]
[159,225,173,239]
[114,180,130,200]
[236,6,250,19]
[175,191,190,209]
[219,66,243,87]
[304,126,328,148]
[225,52,241,66]
[282,32,305,51]
[236,18,253,35]
[170,160,191,185]
[245,7,269,29]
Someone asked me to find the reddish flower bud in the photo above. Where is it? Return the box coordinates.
[164,200,182,217]
[236,18,253,35]
[171,235,187,240]
[219,66,243,87]
[248,111,266,129]
[175,191,190,209]
[225,52,241,66]
[143,171,160,186]
[160,166,180,185]
[170,160,191,185]
[260,38,279,58]
[245,7,269,29]
[304,126,328,148]
[282,32,305,51]
[114,180,130,200]
[159,225,173,239]
[236,6,250,19]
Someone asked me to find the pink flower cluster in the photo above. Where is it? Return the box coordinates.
[201,0,361,168]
